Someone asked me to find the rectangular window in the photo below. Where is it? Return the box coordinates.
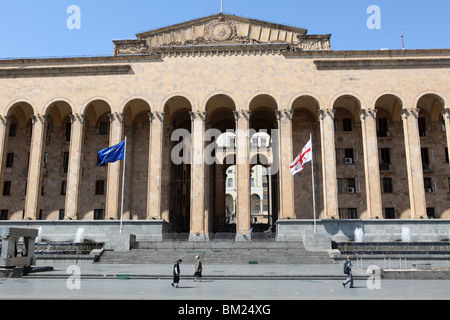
[424,178,433,192]
[377,117,388,137]
[342,118,352,131]
[385,208,395,219]
[61,180,67,195]
[65,122,71,142]
[0,210,8,220]
[3,181,11,196]
[445,148,449,163]
[99,122,108,135]
[382,178,393,193]
[59,209,65,221]
[95,180,106,195]
[94,209,104,220]
[63,152,69,173]
[418,117,427,137]
[348,208,357,219]
[426,207,435,219]
[9,124,17,137]
[6,153,14,168]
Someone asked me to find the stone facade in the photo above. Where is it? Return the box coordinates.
[0,13,449,240]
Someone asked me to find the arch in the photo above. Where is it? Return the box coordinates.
[373,93,404,122]
[415,92,446,122]
[288,92,323,111]
[370,91,406,110]
[122,98,152,126]
[290,94,321,123]
[330,92,364,110]
[6,100,35,127]
[81,96,113,116]
[247,92,280,112]
[45,100,73,127]
[331,93,362,123]
[82,99,112,127]
[413,90,446,110]
[205,93,236,129]
[162,94,194,125]
[202,91,238,112]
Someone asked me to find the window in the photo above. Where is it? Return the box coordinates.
[43,152,48,168]
[421,148,430,164]
[99,122,108,135]
[418,117,427,137]
[348,208,357,219]
[344,149,354,162]
[445,148,449,163]
[95,180,106,195]
[448,178,450,192]
[65,122,71,142]
[426,207,435,219]
[0,210,8,220]
[424,178,433,193]
[382,178,393,193]
[342,118,352,131]
[6,153,14,168]
[94,209,104,220]
[61,181,67,195]
[385,208,395,219]
[377,118,388,137]
[59,209,65,220]
[3,181,11,196]
[227,178,233,187]
[379,148,390,170]
[63,152,69,173]
[9,124,17,137]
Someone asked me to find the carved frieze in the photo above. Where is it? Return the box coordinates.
[113,13,332,56]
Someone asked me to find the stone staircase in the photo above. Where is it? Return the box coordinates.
[97,240,334,264]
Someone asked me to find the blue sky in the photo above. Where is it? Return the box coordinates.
[0,0,449,59]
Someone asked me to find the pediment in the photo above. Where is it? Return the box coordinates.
[113,13,331,55]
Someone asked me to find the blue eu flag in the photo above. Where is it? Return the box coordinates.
[98,140,125,166]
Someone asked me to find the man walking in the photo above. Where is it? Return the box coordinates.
[171,259,182,288]
[342,256,354,288]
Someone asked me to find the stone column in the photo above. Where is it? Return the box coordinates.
[0,116,9,210]
[400,108,427,219]
[64,114,86,220]
[147,112,165,220]
[359,109,383,219]
[442,108,450,170]
[276,109,295,219]
[189,111,207,241]
[234,110,251,240]
[105,113,125,220]
[318,109,339,219]
[24,115,46,220]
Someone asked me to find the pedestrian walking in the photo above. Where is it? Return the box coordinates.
[342,256,354,288]
[194,255,203,282]
[171,258,182,288]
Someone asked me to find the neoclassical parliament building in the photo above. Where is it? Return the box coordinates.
[0,13,449,240]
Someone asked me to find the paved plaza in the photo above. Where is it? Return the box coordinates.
[1,262,449,301]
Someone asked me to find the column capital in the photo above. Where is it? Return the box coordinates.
[148,111,165,123]
[233,110,251,121]
[400,108,420,119]
[189,111,208,122]
[359,108,378,120]
[318,109,335,120]
[31,114,46,125]
[275,109,293,121]
[0,115,9,126]
[108,112,127,123]
[68,113,87,124]
[441,108,450,120]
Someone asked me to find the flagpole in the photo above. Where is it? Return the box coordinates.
[119,136,127,234]
[310,133,317,234]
